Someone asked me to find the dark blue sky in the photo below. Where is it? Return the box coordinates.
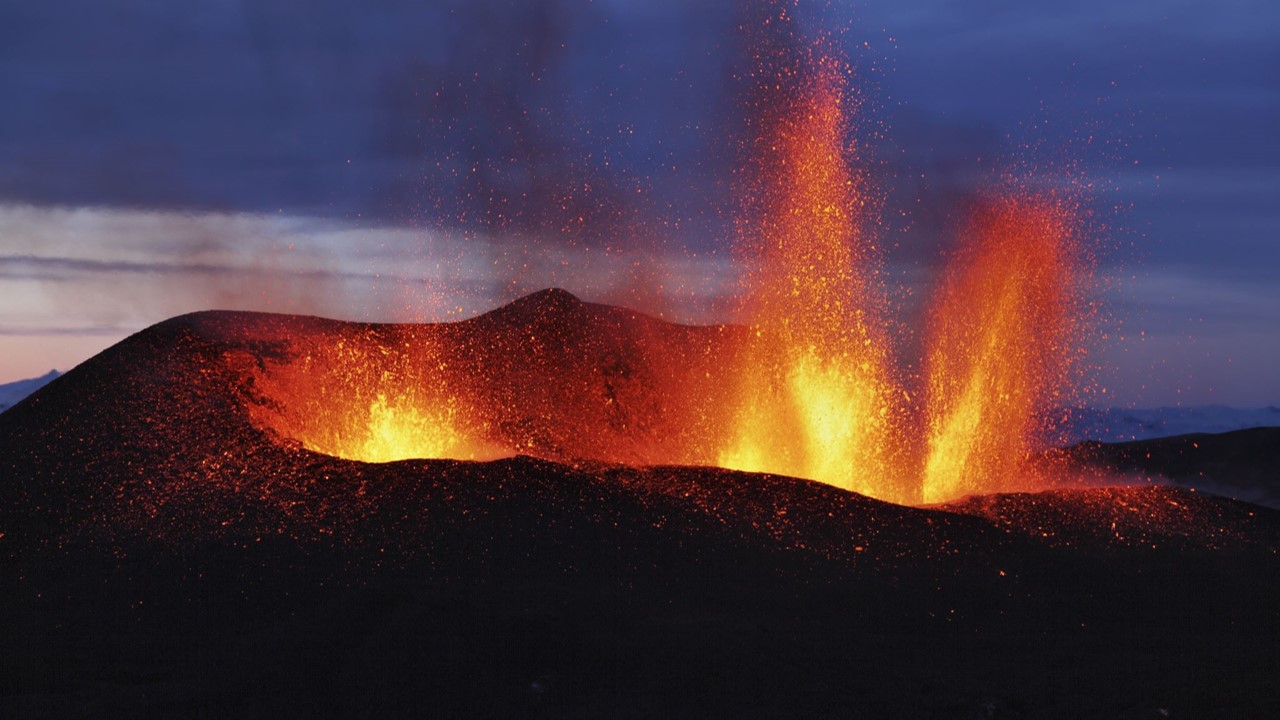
[1,0,1277,405]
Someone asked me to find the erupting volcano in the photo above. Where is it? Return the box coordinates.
[220,46,1092,509]
[4,286,1277,718]
[4,17,1277,720]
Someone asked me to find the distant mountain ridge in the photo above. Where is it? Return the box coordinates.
[1064,405,1280,443]
[0,369,60,413]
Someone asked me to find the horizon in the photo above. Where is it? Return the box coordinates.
[3,286,1279,413]
[2,1,1277,406]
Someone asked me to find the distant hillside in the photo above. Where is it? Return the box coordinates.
[1066,427,1280,509]
[0,369,60,413]
[1064,405,1280,443]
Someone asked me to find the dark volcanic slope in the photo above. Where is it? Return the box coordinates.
[3,290,1279,719]
[1067,427,1280,509]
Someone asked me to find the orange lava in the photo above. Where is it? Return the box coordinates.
[246,328,507,463]
[921,197,1086,503]
[235,43,1096,508]
[717,52,910,503]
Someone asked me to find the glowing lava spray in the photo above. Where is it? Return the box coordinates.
[718,50,912,503]
[921,196,1088,503]
[243,30,1096,508]
[717,34,1091,504]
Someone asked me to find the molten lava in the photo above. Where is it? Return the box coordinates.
[717,53,909,504]
[921,197,1086,503]
[233,40,1095,508]
[246,329,506,463]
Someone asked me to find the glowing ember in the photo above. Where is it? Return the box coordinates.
[921,197,1086,503]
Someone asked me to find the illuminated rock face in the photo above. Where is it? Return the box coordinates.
[234,276,1087,506]
[231,289,750,472]
[0,294,1272,558]
[132,279,1085,507]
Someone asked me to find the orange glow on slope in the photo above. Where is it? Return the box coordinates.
[246,331,508,463]
[921,197,1087,504]
[717,53,910,503]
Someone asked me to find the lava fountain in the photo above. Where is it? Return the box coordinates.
[244,326,506,463]
[236,39,1096,507]
[921,196,1088,503]
[716,51,909,503]
[713,37,1093,503]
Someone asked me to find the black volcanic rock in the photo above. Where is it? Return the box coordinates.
[2,291,1278,719]
[1066,427,1280,508]
[944,484,1280,552]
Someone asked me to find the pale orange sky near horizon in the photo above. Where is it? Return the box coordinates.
[0,203,740,385]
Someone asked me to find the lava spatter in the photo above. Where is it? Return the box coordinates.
[717,48,910,503]
[921,195,1089,503]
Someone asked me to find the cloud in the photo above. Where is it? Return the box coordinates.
[0,254,373,283]
[0,324,136,337]
[0,0,746,248]
[0,202,741,382]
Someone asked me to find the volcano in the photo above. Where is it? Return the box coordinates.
[3,289,1278,719]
